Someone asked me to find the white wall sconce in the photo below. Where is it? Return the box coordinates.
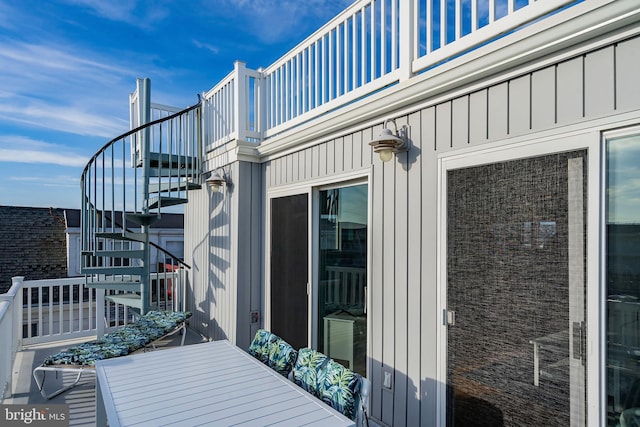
[368,118,410,162]
[206,169,230,193]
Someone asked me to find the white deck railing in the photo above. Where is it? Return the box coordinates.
[0,272,188,398]
[202,0,576,151]
[15,274,187,347]
[19,277,102,346]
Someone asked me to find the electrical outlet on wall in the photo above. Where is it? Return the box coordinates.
[383,370,393,390]
[250,311,260,324]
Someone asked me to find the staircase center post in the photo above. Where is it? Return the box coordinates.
[139,77,152,315]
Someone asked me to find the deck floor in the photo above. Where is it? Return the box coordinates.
[4,328,208,426]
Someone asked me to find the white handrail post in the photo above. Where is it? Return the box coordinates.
[10,276,24,351]
[96,288,106,338]
[138,77,152,315]
[399,0,416,81]
[0,276,25,398]
[235,61,248,142]
[256,67,267,142]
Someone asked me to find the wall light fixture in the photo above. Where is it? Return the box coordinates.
[206,169,230,193]
[368,118,410,162]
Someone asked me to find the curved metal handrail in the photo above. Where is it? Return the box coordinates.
[81,101,200,177]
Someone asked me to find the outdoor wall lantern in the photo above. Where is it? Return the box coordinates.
[368,118,410,162]
[206,169,230,193]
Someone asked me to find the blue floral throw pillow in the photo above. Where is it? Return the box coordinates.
[317,359,362,420]
[267,338,297,377]
[293,348,328,396]
[248,329,276,364]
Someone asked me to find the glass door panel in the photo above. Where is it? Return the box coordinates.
[317,184,368,376]
[271,194,309,350]
[606,134,640,426]
[446,151,588,426]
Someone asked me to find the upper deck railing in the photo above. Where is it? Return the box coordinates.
[202,0,577,151]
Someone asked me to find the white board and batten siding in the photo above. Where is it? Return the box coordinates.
[258,33,640,426]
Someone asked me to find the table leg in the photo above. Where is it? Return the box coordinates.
[95,378,107,427]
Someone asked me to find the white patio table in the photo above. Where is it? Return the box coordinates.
[95,339,355,427]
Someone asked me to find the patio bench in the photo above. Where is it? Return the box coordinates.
[247,329,370,427]
[33,310,192,399]
[293,347,371,426]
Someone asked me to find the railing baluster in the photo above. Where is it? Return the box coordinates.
[489,0,496,25]
[381,0,387,75]
[59,285,64,334]
[361,5,367,85]
[48,285,53,335]
[329,29,335,101]
[70,284,75,334]
[37,287,42,337]
[371,0,377,79]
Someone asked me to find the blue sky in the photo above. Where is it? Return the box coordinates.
[0,0,353,208]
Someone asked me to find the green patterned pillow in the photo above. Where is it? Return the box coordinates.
[293,348,329,396]
[317,359,362,420]
[267,337,297,377]
[248,329,276,363]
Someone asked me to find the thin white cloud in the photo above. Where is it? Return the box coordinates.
[62,0,136,21]
[0,42,132,76]
[193,39,220,55]
[59,0,170,28]
[213,0,355,44]
[0,102,128,138]
[9,175,79,188]
[0,136,89,167]
[0,39,137,137]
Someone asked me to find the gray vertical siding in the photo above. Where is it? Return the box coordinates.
[186,33,640,426]
[184,182,234,342]
[617,37,640,111]
[184,161,262,348]
[234,162,263,350]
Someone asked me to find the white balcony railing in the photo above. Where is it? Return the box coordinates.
[202,0,577,151]
[20,277,102,346]
[0,272,187,398]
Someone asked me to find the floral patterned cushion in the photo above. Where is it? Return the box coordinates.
[43,310,191,367]
[292,348,329,396]
[317,359,362,420]
[267,337,297,377]
[248,329,276,364]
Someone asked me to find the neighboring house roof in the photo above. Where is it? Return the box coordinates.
[64,209,184,229]
[0,206,68,293]
[0,207,185,293]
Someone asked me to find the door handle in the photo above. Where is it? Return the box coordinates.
[363,286,367,314]
[573,321,585,364]
[444,309,456,326]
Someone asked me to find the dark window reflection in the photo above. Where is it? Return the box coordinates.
[606,135,640,426]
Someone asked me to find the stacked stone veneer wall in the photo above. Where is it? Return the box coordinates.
[0,206,68,293]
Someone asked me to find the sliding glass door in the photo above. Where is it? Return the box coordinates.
[605,132,640,426]
[445,151,588,426]
[316,183,368,376]
[270,194,309,350]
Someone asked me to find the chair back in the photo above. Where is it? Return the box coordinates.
[356,377,371,427]
[248,329,297,377]
[247,329,276,363]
